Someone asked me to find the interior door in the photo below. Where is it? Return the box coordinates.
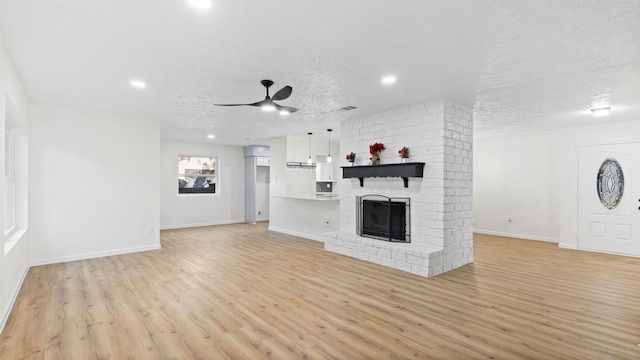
[578,143,640,256]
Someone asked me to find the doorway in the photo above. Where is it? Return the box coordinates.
[577,142,640,256]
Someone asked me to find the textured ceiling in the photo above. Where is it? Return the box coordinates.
[1,0,639,145]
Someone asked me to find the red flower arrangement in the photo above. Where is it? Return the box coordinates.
[345,152,356,162]
[398,146,409,158]
[369,143,386,155]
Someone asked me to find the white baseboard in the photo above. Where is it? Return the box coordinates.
[473,229,560,243]
[268,226,327,243]
[559,243,578,249]
[560,242,638,257]
[160,219,245,230]
[0,264,30,334]
[29,244,161,267]
[569,246,639,258]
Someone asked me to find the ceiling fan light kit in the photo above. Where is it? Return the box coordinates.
[591,107,611,117]
[261,104,276,112]
[215,79,299,115]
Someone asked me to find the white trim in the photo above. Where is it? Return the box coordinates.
[177,193,220,197]
[267,226,327,242]
[160,219,244,230]
[4,227,27,255]
[573,246,640,259]
[559,243,578,249]
[178,154,220,196]
[576,138,640,149]
[29,244,161,267]
[0,263,30,334]
[473,229,560,243]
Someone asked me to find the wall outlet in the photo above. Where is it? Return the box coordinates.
[323,218,331,228]
[146,226,153,234]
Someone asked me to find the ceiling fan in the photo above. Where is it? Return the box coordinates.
[214,80,299,114]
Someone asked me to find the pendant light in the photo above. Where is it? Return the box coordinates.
[327,129,333,163]
[307,132,313,165]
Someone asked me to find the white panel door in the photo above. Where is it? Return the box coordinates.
[578,143,640,256]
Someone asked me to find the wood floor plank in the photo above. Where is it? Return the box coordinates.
[1,223,639,359]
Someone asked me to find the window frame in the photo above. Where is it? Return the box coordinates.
[4,123,16,237]
[177,155,219,195]
[3,94,28,255]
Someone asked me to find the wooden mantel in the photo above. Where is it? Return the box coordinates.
[341,162,425,188]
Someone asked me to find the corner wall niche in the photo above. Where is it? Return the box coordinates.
[341,162,425,187]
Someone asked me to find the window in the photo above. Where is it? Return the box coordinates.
[3,95,28,254]
[178,156,218,194]
[597,157,624,210]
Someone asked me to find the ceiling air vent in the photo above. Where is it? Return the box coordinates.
[340,106,358,111]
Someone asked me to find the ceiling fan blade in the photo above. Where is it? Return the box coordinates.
[214,101,263,107]
[274,103,299,113]
[271,86,292,101]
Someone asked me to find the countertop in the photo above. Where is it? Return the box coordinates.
[273,195,339,201]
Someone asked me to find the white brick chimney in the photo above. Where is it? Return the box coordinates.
[324,99,473,277]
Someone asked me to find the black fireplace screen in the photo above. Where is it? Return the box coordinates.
[357,195,410,242]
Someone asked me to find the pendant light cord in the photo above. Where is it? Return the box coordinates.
[307,132,313,164]
[327,128,333,162]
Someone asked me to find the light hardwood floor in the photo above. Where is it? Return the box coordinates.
[1,222,639,359]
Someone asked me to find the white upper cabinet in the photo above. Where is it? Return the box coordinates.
[316,155,333,181]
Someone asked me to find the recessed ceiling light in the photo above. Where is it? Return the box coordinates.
[381,75,396,85]
[187,0,212,9]
[207,134,215,139]
[130,80,146,89]
[591,107,611,116]
[280,109,290,115]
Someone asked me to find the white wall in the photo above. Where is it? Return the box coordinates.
[256,166,269,221]
[160,139,244,229]
[28,103,161,264]
[269,137,287,197]
[473,120,640,247]
[473,132,561,242]
[0,33,31,331]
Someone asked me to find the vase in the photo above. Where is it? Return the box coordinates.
[370,152,380,165]
[401,157,409,163]
[349,161,355,166]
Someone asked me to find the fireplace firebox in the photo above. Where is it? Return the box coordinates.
[357,195,410,242]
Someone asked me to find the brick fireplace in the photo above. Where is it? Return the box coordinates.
[324,99,473,277]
